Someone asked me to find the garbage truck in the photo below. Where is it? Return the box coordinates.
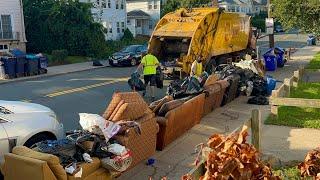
[147,7,258,78]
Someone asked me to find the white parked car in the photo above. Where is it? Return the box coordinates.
[0,100,64,163]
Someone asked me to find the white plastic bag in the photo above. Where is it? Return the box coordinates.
[108,143,126,156]
[79,113,120,142]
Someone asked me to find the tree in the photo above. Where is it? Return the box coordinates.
[23,0,107,57]
[272,0,320,35]
[161,0,211,17]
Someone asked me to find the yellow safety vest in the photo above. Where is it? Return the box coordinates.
[191,61,202,77]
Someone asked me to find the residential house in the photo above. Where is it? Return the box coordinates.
[218,0,267,15]
[0,0,27,52]
[80,0,127,40]
[126,0,161,37]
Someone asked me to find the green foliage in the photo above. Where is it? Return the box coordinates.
[272,0,320,36]
[161,0,211,17]
[273,166,304,179]
[306,52,320,69]
[251,13,267,32]
[51,49,68,62]
[265,81,320,129]
[121,29,134,42]
[23,0,106,58]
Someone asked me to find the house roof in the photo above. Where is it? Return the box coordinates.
[127,10,150,18]
[252,0,267,5]
[218,0,246,5]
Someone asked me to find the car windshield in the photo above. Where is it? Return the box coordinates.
[121,46,138,53]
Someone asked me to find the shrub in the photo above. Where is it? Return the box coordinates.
[52,49,68,62]
[121,29,134,42]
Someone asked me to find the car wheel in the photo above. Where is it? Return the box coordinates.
[131,59,137,66]
[24,132,56,148]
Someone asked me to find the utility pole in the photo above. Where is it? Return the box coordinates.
[267,0,275,48]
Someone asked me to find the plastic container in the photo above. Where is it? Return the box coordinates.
[274,47,285,68]
[266,76,277,95]
[263,53,277,71]
[10,49,27,77]
[0,56,17,79]
[37,55,48,74]
[25,54,39,76]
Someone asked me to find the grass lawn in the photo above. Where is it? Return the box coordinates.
[46,55,91,66]
[306,52,320,69]
[265,82,320,128]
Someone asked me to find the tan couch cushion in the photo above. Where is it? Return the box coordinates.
[12,146,67,180]
[4,153,58,180]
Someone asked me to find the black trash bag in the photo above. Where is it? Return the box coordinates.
[247,96,269,105]
[167,77,203,99]
[93,60,103,66]
[156,67,164,89]
[32,139,78,166]
[251,75,267,96]
[128,72,146,91]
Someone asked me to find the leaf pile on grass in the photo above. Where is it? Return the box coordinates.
[183,127,280,180]
[266,82,320,129]
[307,52,320,69]
[298,147,320,179]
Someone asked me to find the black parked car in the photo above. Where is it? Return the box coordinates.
[109,45,147,67]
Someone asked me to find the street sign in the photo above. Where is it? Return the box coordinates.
[265,18,274,35]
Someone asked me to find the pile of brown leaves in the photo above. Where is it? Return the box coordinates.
[298,147,320,178]
[186,127,280,180]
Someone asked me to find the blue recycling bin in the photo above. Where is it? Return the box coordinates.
[10,48,26,77]
[274,47,285,68]
[266,76,277,95]
[0,56,17,79]
[263,53,277,71]
[37,55,48,74]
[25,54,39,76]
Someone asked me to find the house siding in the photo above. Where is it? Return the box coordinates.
[0,0,26,51]
[80,0,127,41]
[127,0,160,35]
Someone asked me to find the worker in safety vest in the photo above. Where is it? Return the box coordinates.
[136,53,160,101]
[190,56,203,79]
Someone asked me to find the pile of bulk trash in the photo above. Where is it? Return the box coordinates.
[183,127,280,180]
[32,113,133,174]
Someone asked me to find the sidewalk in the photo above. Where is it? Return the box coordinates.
[119,45,320,180]
[0,60,108,85]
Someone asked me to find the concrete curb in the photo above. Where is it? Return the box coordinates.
[0,65,110,85]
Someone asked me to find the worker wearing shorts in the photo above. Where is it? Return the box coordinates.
[136,53,160,100]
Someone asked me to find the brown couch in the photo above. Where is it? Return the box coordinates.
[114,112,159,168]
[203,80,229,116]
[1,146,112,180]
[156,94,205,150]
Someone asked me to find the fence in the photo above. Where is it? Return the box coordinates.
[270,66,320,117]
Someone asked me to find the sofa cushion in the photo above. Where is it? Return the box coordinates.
[158,100,184,117]
[204,74,219,87]
[12,146,67,180]
[149,96,173,113]
[108,100,124,120]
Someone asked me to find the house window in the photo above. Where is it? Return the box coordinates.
[236,6,240,12]
[121,22,125,32]
[127,19,131,24]
[148,1,153,10]
[116,1,119,9]
[154,1,158,9]
[96,0,100,6]
[136,20,142,28]
[121,0,124,9]
[117,22,120,33]
[108,0,111,8]
[0,15,13,39]
[0,44,9,51]
[102,0,107,8]
[109,22,112,33]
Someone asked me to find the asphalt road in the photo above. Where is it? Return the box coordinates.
[0,33,309,131]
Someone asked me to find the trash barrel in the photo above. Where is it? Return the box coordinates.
[25,54,39,76]
[274,47,285,68]
[37,55,48,74]
[10,48,26,77]
[266,76,277,95]
[263,52,277,71]
[0,56,17,79]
